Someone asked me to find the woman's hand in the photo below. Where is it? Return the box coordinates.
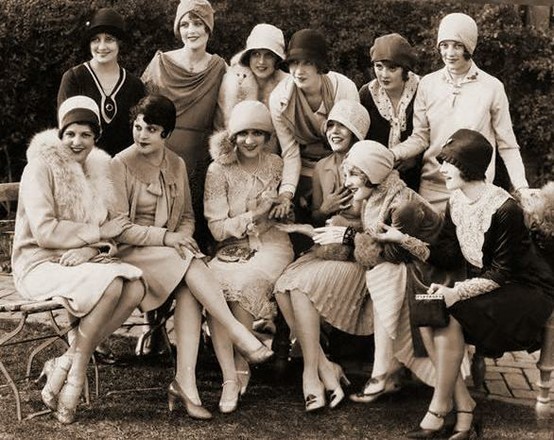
[312,226,348,245]
[100,216,128,239]
[59,247,99,266]
[275,223,315,237]
[164,231,204,259]
[319,187,352,216]
[427,283,459,308]
[373,223,406,244]
[252,198,275,222]
[269,193,293,220]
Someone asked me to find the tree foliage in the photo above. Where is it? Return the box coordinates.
[0,0,552,184]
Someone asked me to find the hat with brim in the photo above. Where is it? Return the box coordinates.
[285,29,329,73]
[239,24,286,67]
[58,95,102,139]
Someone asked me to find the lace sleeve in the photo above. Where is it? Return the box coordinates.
[454,278,500,300]
[399,235,430,262]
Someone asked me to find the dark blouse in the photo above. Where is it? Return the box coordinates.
[359,84,421,191]
[58,63,146,157]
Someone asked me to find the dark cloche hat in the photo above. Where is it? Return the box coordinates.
[437,129,493,181]
[85,8,126,41]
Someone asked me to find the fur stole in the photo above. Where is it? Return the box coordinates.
[218,54,259,123]
[26,129,114,226]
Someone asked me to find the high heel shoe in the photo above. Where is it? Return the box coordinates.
[39,355,73,411]
[406,409,455,439]
[236,342,274,365]
[449,408,483,440]
[304,382,326,413]
[55,377,84,424]
[349,374,401,404]
[237,369,250,396]
[167,380,213,420]
[327,363,351,409]
[219,380,240,414]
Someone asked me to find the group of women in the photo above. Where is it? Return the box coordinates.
[10,1,553,439]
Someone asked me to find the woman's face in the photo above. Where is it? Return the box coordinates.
[179,13,209,49]
[439,40,471,74]
[235,129,266,160]
[326,121,353,153]
[249,49,278,80]
[62,123,96,165]
[133,114,166,157]
[373,61,404,94]
[90,33,119,65]
[344,164,374,201]
[288,59,320,90]
[439,160,465,191]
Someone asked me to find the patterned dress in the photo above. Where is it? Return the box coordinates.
[204,151,293,319]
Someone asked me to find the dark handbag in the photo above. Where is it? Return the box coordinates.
[412,294,450,328]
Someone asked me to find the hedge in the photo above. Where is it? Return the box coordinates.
[0,0,552,187]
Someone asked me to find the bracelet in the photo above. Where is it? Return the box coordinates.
[342,226,356,246]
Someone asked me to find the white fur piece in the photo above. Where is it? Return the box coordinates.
[219,63,259,125]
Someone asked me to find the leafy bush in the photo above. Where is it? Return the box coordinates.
[0,0,552,186]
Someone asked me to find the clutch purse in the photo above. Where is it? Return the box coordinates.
[412,294,449,328]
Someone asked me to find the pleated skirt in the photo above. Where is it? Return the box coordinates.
[274,251,373,335]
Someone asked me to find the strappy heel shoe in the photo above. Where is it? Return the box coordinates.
[219,380,241,414]
[167,380,213,420]
[237,369,251,396]
[406,409,455,439]
[449,408,483,440]
[55,377,84,424]
[39,355,73,411]
[304,382,326,413]
[349,374,401,404]
[327,363,351,409]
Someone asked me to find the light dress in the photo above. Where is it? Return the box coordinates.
[273,153,372,335]
[12,129,143,317]
[204,150,294,319]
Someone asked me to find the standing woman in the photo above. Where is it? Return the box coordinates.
[111,95,273,420]
[12,96,145,423]
[269,29,359,221]
[205,101,294,413]
[58,8,145,157]
[405,129,553,439]
[273,100,371,411]
[215,23,288,134]
[359,33,421,191]
[141,0,226,250]
[391,13,531,211]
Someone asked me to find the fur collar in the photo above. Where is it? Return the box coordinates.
[26,129,114,225]
[209,130,237,164]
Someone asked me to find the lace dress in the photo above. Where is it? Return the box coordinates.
[204,152,294,319]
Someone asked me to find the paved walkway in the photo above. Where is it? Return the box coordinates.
[1,273,552,412]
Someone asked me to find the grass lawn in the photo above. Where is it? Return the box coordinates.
[0,319,552,440]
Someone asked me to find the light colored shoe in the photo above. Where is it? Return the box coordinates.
[327,362,351,409]
[219,380,241,414]
[349,375,401,403]
[304,381,326,413]
[39,355,73,411]
[55,377,84,424]
[167,380,213,420]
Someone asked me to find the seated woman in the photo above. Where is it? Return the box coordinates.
[312,141,442,405]
[404,129,554,439]
[204,101,294,413]
[273,100,371,411]
[111,95,273,420]
[11,96,145,424]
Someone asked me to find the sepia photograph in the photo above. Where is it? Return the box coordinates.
[0,0,553,438]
